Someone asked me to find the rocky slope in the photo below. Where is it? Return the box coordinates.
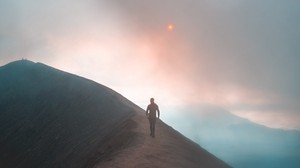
[0,60,230,168]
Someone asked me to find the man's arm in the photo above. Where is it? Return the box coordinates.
[145,106,149,116]
[157,106,160,119]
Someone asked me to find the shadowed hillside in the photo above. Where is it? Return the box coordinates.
[0,60,230,168]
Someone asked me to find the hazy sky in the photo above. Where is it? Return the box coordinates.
[1,0,300,130]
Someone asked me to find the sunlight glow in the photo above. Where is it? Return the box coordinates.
[167,24,174,31]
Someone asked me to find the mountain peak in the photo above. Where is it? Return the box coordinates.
[0,59,39,75]
[3,59,36,67]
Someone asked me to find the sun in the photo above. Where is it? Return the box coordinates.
[167,24,174,31]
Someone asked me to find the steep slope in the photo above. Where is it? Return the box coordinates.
[0,60,230,168]
[165,105,300,168]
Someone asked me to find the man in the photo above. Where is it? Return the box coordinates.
[146,98,160,138]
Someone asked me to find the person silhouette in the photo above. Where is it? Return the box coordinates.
[146,98,160,138]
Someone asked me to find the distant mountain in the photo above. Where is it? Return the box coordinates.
[165,105,300,168]
[0,60,230,168]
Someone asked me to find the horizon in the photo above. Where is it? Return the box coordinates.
[1,0,300,131]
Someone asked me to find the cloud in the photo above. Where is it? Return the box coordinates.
[0,0,299,129]
[111,0,300,129]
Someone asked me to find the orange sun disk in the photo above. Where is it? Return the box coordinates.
[167,24,174,31]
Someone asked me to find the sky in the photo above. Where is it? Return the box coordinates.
[1,0,300,130]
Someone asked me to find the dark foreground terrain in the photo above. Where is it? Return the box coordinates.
[0,60,230,168]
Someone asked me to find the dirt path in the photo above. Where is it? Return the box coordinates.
[94,110,230,168]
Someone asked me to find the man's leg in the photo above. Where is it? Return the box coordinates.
[149,118,153,136]
[151,118,156,137]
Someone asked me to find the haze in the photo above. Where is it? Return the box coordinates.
[1,0,300,130]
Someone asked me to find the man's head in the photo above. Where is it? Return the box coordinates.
[150,98,154,104]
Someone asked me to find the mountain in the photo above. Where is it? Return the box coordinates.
[0,60,230,168]
[165,105,300,168]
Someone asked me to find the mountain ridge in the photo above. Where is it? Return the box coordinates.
[0,60,230,168]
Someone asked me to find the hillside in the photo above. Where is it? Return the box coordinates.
[165,105,300,168]
[0,60,230,168]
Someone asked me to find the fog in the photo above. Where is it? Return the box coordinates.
[1,0,300,130]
